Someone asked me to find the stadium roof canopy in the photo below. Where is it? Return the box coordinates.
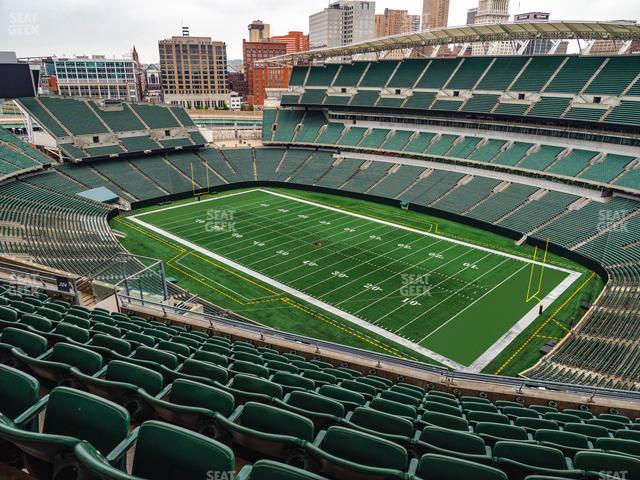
[268,21,640,62]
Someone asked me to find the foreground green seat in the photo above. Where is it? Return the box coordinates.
[476,422,532,446]
[237,459,329,480]
[409,453,507,480]
[139,379,234,438]
[0,327,48,366]
[71,360,164,421]
[341,407,414,447]
[0,387,129,479]
[75,420,235,479]
[14,342,103,387]
[534,429,592,459]
[219,402,314,464]
[0,365,39,467]
[595,437,640,457]
[305,426,407,480]
[19,314,54,333]
[277,391,344,431]
[415,426,492,464]
[494,441,582,479]
[573,451,640,479]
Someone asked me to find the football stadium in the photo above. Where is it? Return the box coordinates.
[1,9,640,480]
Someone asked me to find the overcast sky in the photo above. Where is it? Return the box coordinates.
[1,0,638,62]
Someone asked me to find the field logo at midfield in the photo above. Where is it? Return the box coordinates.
[203,208,237,234]
[400,273,432,298]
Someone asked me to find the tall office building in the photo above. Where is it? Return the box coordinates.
[514,12,553,55]
[309,1,375,49]
[248,20,271,42]
[422,0,449,30]
[466,8,478,25]
[474,0,512,55]
[158,34,230,109]
[375,9,421,38]
[52,56,139,101]
[243,40,288,106]
[272,31,310,54]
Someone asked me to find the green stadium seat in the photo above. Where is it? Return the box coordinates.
[493,441,581,479]
[416,426,492,464]
[170,358,229,386]
[0,387,129,479]
[341,407,414,446]
[271,371,316,393]
[225,373,284,404]
[218,401,314,463]
[0,327,48,366]
[574,451,640,480]
[369,397,417,420]
[420,411,470,432]
[318,385,365,411]
[71,360,164,421]
[277,391,344,431]
[237,459,329,480]
[306,426,407,480]
[140,378,234,439]
[534,429,592,459]
[14,342,103,387]
[563,422,611,442]
[75,420,235,480]
[409,453,508,480]
[595,437,640,457]
[476,422,532,446]
[0,364,38,421]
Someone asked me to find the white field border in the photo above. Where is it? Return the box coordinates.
[129,188,582,371]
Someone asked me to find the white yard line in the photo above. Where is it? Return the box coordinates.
[466,271,582,373]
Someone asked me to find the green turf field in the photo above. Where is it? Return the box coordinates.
[126,188,583,370]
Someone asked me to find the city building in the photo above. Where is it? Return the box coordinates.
[309,1,375,49]
[591,20,638,54]
[144,64,162,102]
[514,12,553,55]
[474,0,512,55]
[466,8,478,25]
[52,56,139,101]
[243,40,288,106]
[158,33,230,109]
[422,0,449,30]
[248,20,271,42]
[375,9,420,38]
[228,71,248,100]
[272,31,310,54]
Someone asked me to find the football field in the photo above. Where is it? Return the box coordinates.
[129,188,582,371]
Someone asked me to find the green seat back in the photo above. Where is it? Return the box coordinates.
[233,351,264,364]
[415,453,507,480]
[369,397,416,419]
[501,406,540,419]
[51,343,103,375]
[390,385,423,401]
[340,379,376,397]
[0,364,39,419]
[19,314,53,332]
[180,358,229,384]
[544,412,582,424]
[170,379,235,417]
[1,327,48,357]
[302,370,337,385]
[564,422,610,439]
[420,426,487,455]
[272,371,315,391]
[380,389,420,407]
[44,387,129,454]
[231,360,270,378]
[574,451,640,479]
[266,360,299,374]
[230,374,283,399]
[615,429,640,441]
[245,459,328,480]
[493,441,566,469]
[563,408,593,419]
[286,391,345,417]
[240,402,314,441]
[534,429,590,448]
[596,437,640,457]
[515,417,559,431]
[36,307,62,322]
[463,402,498,413]
[200,343,231,356]
[318,385,365,406]
[322,426,408,471]
[424,400,462,417]
[192,349,229,367]
[106,360,164,396]
[422,411,469,431]
[0,307,19,323]
[54,323,90,343]
[476,422,529,441]
[467,412,510,425]
[158,340,191,357]
[133,346,178,369]
[10,301,35,314]
[62,315,91,330]
[588,418,628,431]
[91,323,121,338]
[91,334,132,356]
[124,331,155,347]
[173,336,200,349]
[350,407,414,437]
[132,421,235,479]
